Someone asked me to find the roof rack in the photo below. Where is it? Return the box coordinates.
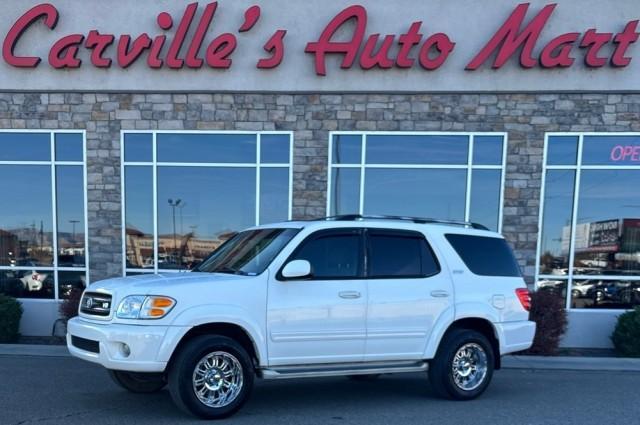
[322,214,490,230]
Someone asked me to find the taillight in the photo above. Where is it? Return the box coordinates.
[515,288,531,311]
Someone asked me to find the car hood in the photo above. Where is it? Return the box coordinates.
[87,272,249,300]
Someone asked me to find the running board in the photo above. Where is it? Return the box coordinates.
[260,360,429,380]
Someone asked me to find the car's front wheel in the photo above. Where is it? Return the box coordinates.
[107,370,166,393]
[428,329,494,400]
[168,335,254,419]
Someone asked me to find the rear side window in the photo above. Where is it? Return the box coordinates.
[368,230,440,278]
[290,229,362,279]
[445,234,521,277]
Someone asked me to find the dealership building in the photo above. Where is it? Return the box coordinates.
[0,0,639,348]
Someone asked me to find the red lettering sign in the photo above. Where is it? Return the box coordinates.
[0,2,637,74]
[611,145,640,162]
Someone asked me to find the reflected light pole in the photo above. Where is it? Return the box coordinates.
[69,220,79,245]
[168,199,182,267]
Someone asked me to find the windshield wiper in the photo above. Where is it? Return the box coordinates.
[213,266,250,276]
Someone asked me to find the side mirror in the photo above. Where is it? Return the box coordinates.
[281,259,312,280]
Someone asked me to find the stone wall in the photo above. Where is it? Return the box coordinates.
[2,92,639,283]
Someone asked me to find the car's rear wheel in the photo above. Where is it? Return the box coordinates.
[428,329,494,400]
[168,335,254,419]
[107,370,166,393]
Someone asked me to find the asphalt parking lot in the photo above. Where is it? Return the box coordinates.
[1,355,639,425]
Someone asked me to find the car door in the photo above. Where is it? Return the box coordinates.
[364,228,453,361]
[267,228,367,366]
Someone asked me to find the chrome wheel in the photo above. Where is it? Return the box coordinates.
[192,351,244,408]
[451,343,488,391]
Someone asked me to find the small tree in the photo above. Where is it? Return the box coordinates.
[0,294,23,343]
[611,307,640,358]
[526,289,568,355]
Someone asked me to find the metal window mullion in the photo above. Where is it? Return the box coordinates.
[359,135,367,215]
[82,131,89,284]
[566,135,584,310]
[152,133,159,274]
[465,135,474,222]
[255,134,261,226]
[288,133,293,220]
[50,133,59,300]
[497,134,508,233]
[535,134,550,288]
[326,133,333,216]
[120,132,127,277]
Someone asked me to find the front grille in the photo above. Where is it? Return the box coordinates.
[80,292,112,317]
[71,336,100,354]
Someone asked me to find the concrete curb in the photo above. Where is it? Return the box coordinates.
[502,355,640,372]
[1,345,640,372]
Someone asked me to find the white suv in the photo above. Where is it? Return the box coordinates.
[67,215,535,419]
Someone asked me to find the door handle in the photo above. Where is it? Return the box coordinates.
[339,291,361,299]
[430,290,450,298]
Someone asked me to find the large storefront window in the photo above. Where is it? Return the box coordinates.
[122,131,292,274]
[328,133,507,231]
[0,131,87,299]
[537,134,640,309]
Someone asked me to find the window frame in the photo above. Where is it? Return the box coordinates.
[537,132,640,311]
[121,130,294,276]
[327,131,508,232]
[365,228,441,280]
[277,228,365,281]
[0,129,89,302]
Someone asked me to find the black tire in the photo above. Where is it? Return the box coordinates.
[168,335,254,420]
[428,329,494,400]
[107,370,166,393]
[347,374,381,381]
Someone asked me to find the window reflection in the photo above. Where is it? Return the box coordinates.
[125,167,154,269]
[0,165,53,267]
[332,135,362,164]
[123,132,292,274]
[259,168,289,224]
[0,269,54,299]
[575,170,640,276]
[260,134,290,164]
[57,271,86,299]
[469,170,501,231]
[539,170,576,275]
[0,133,50,161]
[56,166,85,266]
[547,136,578,166]
[536,278,568,304]
[157,133,256,163]
[582,135,640,166]
[571,280,640,309]
[157,167,256,270]
[366,135,468,164]
[55,133,83,162]
[330,168,360,216]
[473,136,503,165]
[364,169,467,220]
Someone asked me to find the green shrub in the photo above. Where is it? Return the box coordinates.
[526,289,568,355]
[0,294,23,343]
[611,307,640,358]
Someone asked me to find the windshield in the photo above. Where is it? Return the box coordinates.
[193,228,300,276]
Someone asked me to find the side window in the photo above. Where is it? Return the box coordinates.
[367,229,440,278]
[445,234,521,277]
[290,229,363,279]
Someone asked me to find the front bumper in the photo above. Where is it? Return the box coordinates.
[67,317,188,372]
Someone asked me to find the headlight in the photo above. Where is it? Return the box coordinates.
[116,295,176,319]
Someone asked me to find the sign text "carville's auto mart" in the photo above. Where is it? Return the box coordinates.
[2,2,639,75]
